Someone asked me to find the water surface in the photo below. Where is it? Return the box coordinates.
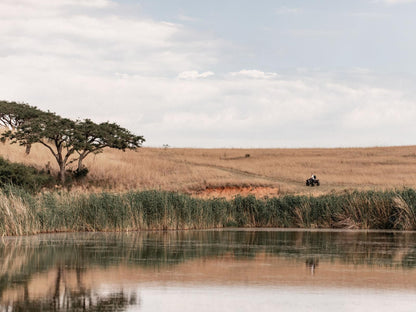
[1,230,416,311]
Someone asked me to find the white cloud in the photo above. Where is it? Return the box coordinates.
[0,0,220,77]
[4,62,416,147]
[65,0,114,7]
[177,71,215,80]
[4,65,414,148]
[231,70,278,79]
[13,0,112,7]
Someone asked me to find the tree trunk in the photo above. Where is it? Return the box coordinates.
[77,151,90,171]
[77,155,85,171]
[58,162,66,184]
[25,143,32,155]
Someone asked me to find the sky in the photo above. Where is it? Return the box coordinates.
[1,0,416,148]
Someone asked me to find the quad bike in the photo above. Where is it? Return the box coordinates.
[306,178,320,187]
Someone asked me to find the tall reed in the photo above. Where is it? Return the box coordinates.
[1,187,416,236]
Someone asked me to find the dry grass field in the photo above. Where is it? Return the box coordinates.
[2,141,416,198]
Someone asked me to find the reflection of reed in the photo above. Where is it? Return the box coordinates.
[0,232,414,267]
[0,231,416,274]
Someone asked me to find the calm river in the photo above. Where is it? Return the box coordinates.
[1,230,416,311]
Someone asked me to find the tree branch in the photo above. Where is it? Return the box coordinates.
[38,140,59,162]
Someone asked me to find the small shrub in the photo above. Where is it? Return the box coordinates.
[0,157,55,192]
[73,167,89,180]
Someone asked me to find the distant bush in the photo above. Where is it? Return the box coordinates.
[0,157,55,192]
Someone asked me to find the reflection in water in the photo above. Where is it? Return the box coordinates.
[1,263,138,311]
[0,230,416,311]
[6,288,134,312]
[305,257,319,275]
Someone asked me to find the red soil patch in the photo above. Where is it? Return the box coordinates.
[192,186,280,199]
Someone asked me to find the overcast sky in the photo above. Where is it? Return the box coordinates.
[1,0,416,148]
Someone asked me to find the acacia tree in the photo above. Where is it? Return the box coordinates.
[1,102,145,184]
[3,111,78,183]
[73,119,145,171]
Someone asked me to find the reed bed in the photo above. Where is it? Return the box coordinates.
[1,187,416,236]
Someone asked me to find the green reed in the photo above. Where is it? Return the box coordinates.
[1,186,416,236]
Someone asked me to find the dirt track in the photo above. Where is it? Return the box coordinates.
[173,158,353,198]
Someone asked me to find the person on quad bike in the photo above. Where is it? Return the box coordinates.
[306,173,320,186]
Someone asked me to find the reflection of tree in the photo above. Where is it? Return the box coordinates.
[3,264,137,311]
[1,230,416,308]
[8,290,132,312]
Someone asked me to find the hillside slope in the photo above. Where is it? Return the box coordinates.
[1,142,416,198]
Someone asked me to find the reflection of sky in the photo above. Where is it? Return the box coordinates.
[129,286,416,312]
[1,0,416,147]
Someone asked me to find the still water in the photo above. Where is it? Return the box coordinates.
[1,229,416,311]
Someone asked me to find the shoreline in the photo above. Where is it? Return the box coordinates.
[3,227,416,240]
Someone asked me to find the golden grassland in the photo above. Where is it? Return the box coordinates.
[2,141,416,197]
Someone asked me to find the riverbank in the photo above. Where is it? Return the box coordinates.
[1,187,416,236]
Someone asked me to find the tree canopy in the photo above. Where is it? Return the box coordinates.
[0,101,43,129]
[73,119,144,172]
[1,101,145,184]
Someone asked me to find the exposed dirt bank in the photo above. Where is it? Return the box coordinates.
[192,186,280,199]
